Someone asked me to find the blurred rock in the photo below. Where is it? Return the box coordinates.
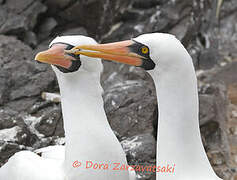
[59,0,133,37]
[0,35,55,107]
[228,84,237,106]
[61,27,88,36]
[0,121,39,164]
[219,0,237,54]
[199,94,216,125]
[5,0,36,14]
[0,109,18,130]
[22,31,38,48]
[0,0,47,38]
[208,61,237,87]
[198,49,219,69]
[44,0,73,12]
[0,142,23,166]
[199,83,230,167]
[0,0,236,179]
[121,133,156,163]
[132,0,160,9]
[104,78,157,138]
[35,107,62,137]
[37,17,58,41]
[208,151,226,166]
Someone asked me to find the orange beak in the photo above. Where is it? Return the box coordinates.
[64,40,143,67]
[35,44,74,68]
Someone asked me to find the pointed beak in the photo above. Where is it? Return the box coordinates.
[64,40,143,67]
[35,44,74,69]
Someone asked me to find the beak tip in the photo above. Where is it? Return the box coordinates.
[34,52,47,63]
[34,52,41,61]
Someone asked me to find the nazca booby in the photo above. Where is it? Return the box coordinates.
[0,35,136,180]
[66,33,223,180]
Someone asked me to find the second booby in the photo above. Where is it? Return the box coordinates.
[0,35,136,180]
[66,33,222,180]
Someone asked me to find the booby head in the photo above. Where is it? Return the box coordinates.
[65,33,184,72]
[35,35,103,74]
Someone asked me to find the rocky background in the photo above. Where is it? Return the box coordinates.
[0,0,236,179]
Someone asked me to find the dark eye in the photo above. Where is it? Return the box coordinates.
[129,40,155,70]
[141,46,149,54]
[130,40,150,57]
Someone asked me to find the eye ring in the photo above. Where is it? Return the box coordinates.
[141,46,149,54]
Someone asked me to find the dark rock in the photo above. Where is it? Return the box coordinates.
[219,0,237,19]
[102,0,193,43]
[170,16,190,41]
[101,61,157,139]
[202,61,237,178]
[101,61,149,90]
[0,10,27,35]
[102,22,141,42]
[0,141,23,166]
[121,133,156,163]
[199,94,216,125]
[120,10,142,22]
[201,121,222,149]
[58,0,131,37]
[54,115,64,137]
[61,27,88,36]
[219,12,237,53]
[0,35,55,107]
[228,83,237,105]
[33,39,52,54]
[37,17,58,41]
[16,125,39,146]
[0,0,236,178]
[44,0,73,12]
[207,61,237,86]
[0,121,39,164]
[198,83,230,175]
[132,0,160,9]
[35,108,62,137]
[104,79,157,137]
[6,98,38,112]
[5,0,35,14]
[22,31,38,48]
[0,1,47,36]
[203,61,237,105]
[198,49,219,69]
[28,101,53,114]
[208,151,226,166]
[0,109,18,130]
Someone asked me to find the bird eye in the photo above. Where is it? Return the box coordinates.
[141,46,149,54]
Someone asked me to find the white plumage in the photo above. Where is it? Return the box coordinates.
[66,33,223,180]
[134,33,222,180]
[0,36,136,180]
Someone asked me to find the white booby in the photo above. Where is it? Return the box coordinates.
[0,36,136,180]
[66,33,223,180]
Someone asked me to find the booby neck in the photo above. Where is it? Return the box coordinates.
[59,33,221,179]
[54,68,129,179]
[149,48,220,179]
[56,70,104,135]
